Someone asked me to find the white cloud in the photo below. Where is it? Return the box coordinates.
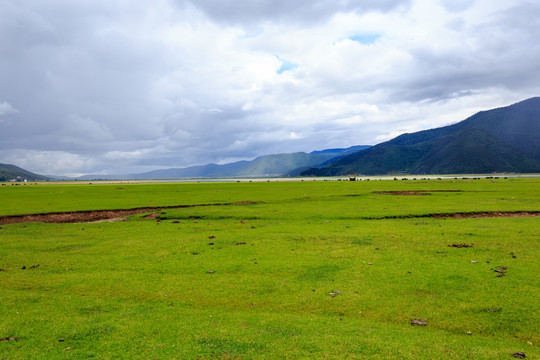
[0,0,539,175]
[0,101,18,116]
[177,0,412,26]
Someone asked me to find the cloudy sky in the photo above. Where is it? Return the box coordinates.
[1,0,539,176]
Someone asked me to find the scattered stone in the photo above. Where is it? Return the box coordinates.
[235,242,246,245]
[207,270,215,274]
[487,308,501,312]
[367,263,373,265]
[512,352,526,358]
[0,337,19,341]
[467,331,472,335]
[207,242,214,245]
[192,252,199,255]
[375,248,380,250]
[209,235,215,239]
[527,342,533,346]
[448,243,473,248]
[29,264,39,269]
[494,269,506,273]
[64,347,71,351]
[496,273,505,277]
[58,339,65,342]
[471,260,478,263]
[21,266,26,270]
[411,319,427,326]
[498,266,508,270]
[171,220,179,224]
[329,290,342,297]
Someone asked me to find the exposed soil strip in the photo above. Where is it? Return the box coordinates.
[375,190,462,196]
[0,201,259,225]
[0,205,538,225]
[361,211,540,220]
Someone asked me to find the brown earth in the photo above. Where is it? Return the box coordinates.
[0,201,260,225]
[430,211,540,219]
[375,190,462,196]
[0,208,157,225]
[0,204,538,225]
[365,211,540,220]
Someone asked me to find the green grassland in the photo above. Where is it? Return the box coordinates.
[1,178,539,359]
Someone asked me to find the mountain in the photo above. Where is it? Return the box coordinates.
[301,97,540,176]
[0,163,50,182]
[310,145,371,156]
[78,146,369,180]
[129,152,342,179]
[310,145,372,168]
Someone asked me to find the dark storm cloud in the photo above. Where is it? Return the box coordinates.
[0,1,167,154]
[386,1,540,103]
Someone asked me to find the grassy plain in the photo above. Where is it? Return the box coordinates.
[0,178,539,359]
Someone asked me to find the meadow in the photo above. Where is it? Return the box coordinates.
[0,178,539,359]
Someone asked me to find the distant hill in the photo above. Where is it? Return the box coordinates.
[310,145,371,156]
[0,163,50,182]
[78,146,369,180]
[301,97,540,176]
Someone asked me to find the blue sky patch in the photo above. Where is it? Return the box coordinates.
[349,33,381,45]
[276,56,299,74]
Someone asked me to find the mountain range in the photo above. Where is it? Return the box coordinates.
[2,97,539,180]
[301,97,540,176]
[76,146,371,180]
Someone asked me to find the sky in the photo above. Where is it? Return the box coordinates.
[1,0,539,176]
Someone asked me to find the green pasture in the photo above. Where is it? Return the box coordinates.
[0,178,539,359]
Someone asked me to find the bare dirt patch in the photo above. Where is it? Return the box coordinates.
[448,243,474,248]
[362,211,540,220]
[375,190,461,196]
[430,211,540,219]
[376,191,430,196]
[0,209,155,225]
[232,201,258,205]
[0,201,263,225]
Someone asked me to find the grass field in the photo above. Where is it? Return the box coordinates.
[1,178,539,359]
